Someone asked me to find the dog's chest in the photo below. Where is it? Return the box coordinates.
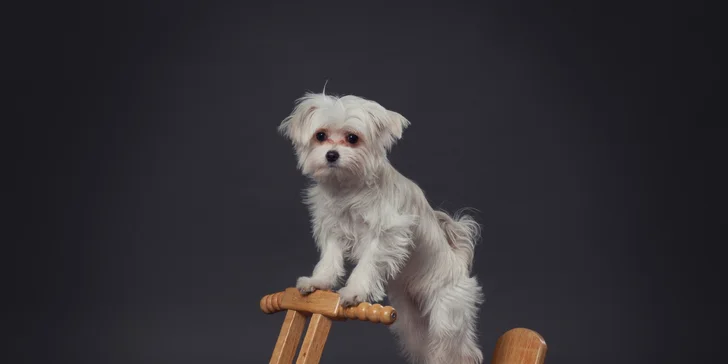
[344,212,371,260]
[328,206,372,261]
[316,190,381,260]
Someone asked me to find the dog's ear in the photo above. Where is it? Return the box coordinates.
[278,95,319,145]
[378,109,410,151]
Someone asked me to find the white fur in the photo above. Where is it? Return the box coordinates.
[278,92,484,364]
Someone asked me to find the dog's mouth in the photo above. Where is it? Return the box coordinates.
[312,163,350,179]
[311,162,366,186]
[312,165,336,178]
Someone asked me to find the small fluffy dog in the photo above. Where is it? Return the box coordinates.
[278,91,484,364]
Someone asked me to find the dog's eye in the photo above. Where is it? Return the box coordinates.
[346,134,359,144]
[315,132,326,141]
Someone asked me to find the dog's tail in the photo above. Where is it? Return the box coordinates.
[435,209,481,271]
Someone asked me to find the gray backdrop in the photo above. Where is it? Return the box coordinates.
[7,0,721,363]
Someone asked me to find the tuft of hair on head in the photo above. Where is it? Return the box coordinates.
[322,79,329,96]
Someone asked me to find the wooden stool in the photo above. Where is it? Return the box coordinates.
[260,287,397,364]
[261,288,547,364]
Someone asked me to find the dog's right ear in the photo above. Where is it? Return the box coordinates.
[278,94,319,145]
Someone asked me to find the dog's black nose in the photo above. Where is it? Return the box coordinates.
[326,150,339,162]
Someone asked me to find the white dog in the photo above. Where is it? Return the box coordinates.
[278,91,484,364]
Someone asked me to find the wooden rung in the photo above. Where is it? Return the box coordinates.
[261,288,398,325]
[491,328,547,364]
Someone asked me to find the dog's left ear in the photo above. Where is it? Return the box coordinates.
[379,110,411,151]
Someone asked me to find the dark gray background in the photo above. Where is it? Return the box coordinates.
[6,0,722,363]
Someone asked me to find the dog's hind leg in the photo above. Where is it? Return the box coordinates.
[424,277,484,364]
[387,282,429,364]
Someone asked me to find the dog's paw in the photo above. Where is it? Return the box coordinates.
[337,286,367,307]
[296,276,318,295]
[296,276,332,295]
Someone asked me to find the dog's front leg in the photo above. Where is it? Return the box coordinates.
[296,237,346,295]
[338,228,413,306]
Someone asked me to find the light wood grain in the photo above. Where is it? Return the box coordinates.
[269,309,307,364]
[281,288,341,318]
[295,313,332,364]
[491,328,547,364]
[260,288,397,325]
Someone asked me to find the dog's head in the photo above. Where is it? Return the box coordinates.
[278,92,409,184]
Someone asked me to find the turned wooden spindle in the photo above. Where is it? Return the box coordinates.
[260,291,285,314]
[260,288,397,325]
[337,302,397,324]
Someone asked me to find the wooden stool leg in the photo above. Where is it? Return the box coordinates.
[295,313,332,364]
[491,328,547,364]
[270,309,307,364]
